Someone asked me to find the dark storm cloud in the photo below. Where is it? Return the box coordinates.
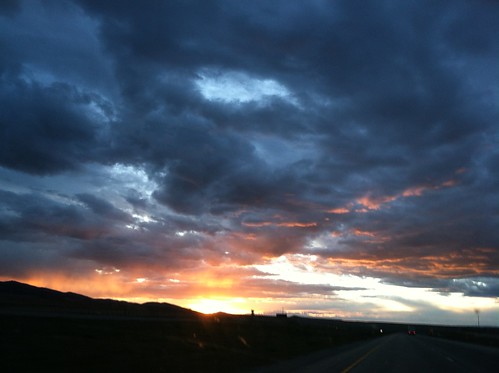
[390,277,499,298]
[458,279,499,298]
[239,278,366,299]
[0,189,112,242]
[1,0,498,305]
[76,193,130,222]
[0,187,210,273]
[0,0,115,175]
[0,0,20,17]
[0,80,104,174]
[75,0,499,212]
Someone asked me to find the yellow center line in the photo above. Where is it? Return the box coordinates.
[340,337,389,373]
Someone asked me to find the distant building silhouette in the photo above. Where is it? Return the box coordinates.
[276,308,287,318]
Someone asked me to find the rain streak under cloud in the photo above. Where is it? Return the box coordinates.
[1,0,498,325]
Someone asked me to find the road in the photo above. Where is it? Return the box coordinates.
[253,333,499,373]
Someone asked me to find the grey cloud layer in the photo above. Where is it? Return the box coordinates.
[1,0,498,296]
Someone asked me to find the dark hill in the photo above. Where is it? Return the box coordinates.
[0,280,199,319]
[0,280,90,302]
[0,281,380,372]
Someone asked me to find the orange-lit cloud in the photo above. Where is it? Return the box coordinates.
[357,178,460,211]
[356,195,396,210]
[351,229,376,237]
[324,250,499,280]
[242,221,318,228]
[327,207,350,214]
[402,186,426,197]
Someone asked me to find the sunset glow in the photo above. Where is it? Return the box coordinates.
[187,298,249,315]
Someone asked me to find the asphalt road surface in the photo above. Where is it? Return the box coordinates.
[254,333,499,373]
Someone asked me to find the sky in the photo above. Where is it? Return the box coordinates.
[1,0,498,326]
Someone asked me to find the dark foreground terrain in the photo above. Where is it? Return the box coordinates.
[1,281,498,372]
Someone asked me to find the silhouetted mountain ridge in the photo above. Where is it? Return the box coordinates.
[0,280,199,318]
